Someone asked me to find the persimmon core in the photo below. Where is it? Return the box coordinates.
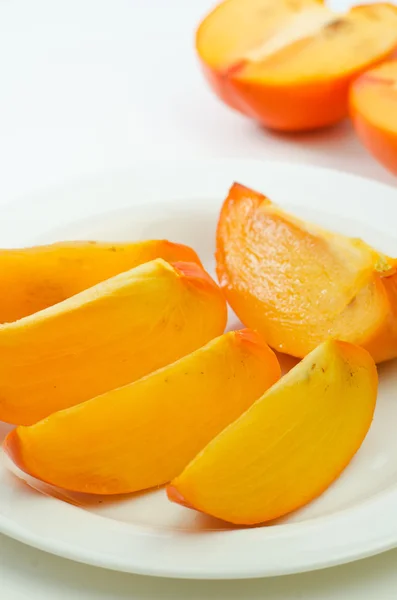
[244,7,337,62]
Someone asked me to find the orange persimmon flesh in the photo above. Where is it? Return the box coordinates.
[4,330,280,495]
[168,340,377,525]
[197,0,397,131]
[0,240,202,323]
[0,259,227,426]
[216,183,397,363]
[350,60,397,176]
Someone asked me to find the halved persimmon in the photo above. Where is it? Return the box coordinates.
[4,330,280,495]
[0,240,201,323]
[216,182,397,363]
[0,259,227,425]
[196,0,397,131]
[168,340,377,525]
[350,60,397,175]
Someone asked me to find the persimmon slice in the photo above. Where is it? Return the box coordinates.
[216,182,397,362]
[168,340,377,525]
[0,259,227,425]
[0,240,202,323]
[4,330,280,495]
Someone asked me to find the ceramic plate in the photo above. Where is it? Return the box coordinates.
[1,159,397,579]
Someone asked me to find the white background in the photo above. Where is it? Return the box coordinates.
[0,0,396,597]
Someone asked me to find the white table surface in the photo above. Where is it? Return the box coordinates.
[0,0,396,597]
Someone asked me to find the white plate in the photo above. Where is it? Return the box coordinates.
[1,159,397,580]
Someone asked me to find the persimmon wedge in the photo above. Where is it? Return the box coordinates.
[4,330,280,495]
[168,340,377,525]
[0,259,227,426]
[216,183,397,363]
[0,239,201,323]
[350,60,397,176]
[197,0,397,131]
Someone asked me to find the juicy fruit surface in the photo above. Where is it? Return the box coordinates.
[168,340,378,525]
[216,182,397,362]
[198,1,397,83]
[237,4,397,84]
[197,0,324,71]
[0,259,227,425]
[4,330,280,495]
[0,240,201,323]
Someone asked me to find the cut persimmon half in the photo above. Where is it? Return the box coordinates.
[168,340,377,525]
[350,60,397,176]
[0,259,227,425]
[196,0,397,131]
[0,239,202,323]
[4,330,280,495]
[216,182,397,363]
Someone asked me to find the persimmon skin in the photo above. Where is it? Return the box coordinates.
[352,112,397,175]
[225,60,392,132]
